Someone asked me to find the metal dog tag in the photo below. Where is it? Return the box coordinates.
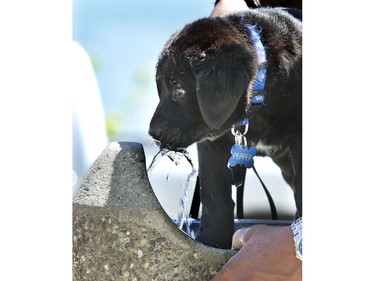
[227,144,256,169]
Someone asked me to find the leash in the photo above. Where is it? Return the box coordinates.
[227,21,278,220]
[253,165,278,220]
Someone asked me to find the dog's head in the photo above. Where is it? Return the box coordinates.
[149,17,258,151]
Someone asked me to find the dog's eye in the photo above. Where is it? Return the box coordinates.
[174,87,185,98]
[172,85,185,100]
[169,79,185,100]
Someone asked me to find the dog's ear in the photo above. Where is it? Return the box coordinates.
[190,50,253,129]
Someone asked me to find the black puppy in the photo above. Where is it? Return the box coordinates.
[149,8,302,249]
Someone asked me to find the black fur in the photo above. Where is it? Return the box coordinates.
[215,0,260,8]
[149,8,302,249]
[214,0,302,10]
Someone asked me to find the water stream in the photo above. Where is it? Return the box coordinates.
[148,148,197,236]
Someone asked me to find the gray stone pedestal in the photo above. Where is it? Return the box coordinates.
[73,142,234,281]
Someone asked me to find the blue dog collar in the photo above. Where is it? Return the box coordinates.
[243,23,267,105]
[234,22,267,129]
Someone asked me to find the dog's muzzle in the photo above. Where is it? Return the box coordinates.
[148,126,187,152]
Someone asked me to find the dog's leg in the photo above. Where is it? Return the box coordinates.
[288,132,302,218]
[189,175,201,219]
[271,138,302,218]
[195,136,234,249]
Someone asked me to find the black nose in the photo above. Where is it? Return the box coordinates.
[148,127,162,141]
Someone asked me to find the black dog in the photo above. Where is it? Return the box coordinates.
[149,8,302,249]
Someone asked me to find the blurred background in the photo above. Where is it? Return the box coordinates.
[72,0,296,221]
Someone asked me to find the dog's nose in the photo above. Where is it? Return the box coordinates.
[148,127,162,141]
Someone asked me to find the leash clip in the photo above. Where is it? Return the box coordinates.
[232,130,247,147]
[231,118,249,147]
[228,118,256,170]
[231,117,249,146]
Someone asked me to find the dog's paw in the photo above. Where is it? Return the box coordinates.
[227,144,256,169]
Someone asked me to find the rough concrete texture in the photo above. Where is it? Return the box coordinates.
[73,142,234,281]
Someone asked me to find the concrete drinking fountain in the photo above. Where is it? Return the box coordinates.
[73,141,235,280]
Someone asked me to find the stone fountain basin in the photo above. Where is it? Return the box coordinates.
[73,142,291,281]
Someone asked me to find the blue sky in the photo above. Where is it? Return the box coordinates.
[73,0,215,140]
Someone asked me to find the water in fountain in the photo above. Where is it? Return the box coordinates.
[147,148,197,236]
